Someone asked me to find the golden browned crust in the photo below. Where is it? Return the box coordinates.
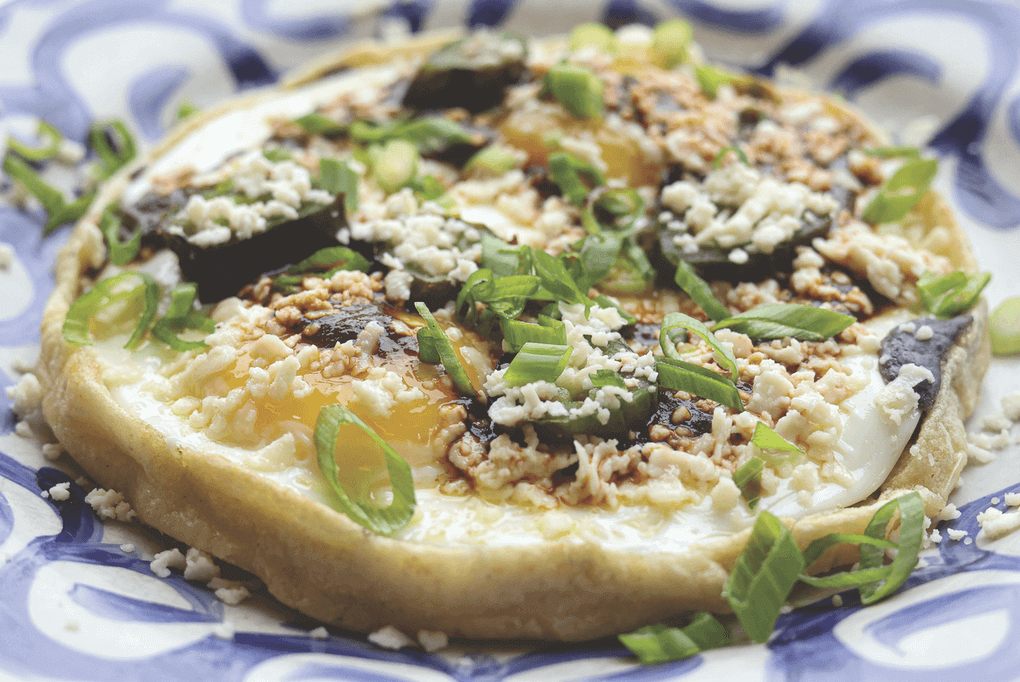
[37,31,990,641]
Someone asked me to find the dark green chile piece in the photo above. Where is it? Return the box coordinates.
[402,32,527,113]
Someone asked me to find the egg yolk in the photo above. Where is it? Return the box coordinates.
[207,315,494,501]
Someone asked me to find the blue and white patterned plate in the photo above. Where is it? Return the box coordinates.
[3,2,1020,680]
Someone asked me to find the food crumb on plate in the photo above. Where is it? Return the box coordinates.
[368,625,415,650]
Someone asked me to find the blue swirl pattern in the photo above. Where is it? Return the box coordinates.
[2,1,1020,680]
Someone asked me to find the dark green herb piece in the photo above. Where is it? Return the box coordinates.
[711,304,854,341]
[294,112,348,136]
[318,158,359,215]
[673,260,729,322]
[548,152,605,206]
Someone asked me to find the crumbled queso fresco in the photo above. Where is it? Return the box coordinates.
[83,25,970,528]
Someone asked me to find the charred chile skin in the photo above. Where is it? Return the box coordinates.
[654,182,856,283]
[879,314,973,411]
[401,32,527,114]
[166,195,346,303]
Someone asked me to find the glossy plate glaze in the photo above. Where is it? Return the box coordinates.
[2,1,1020,680]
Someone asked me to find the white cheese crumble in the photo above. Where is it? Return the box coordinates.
[946,528,969,541]
[417,630,449,652]
[352,189,481,299]
[977,506,1020,539]
[874,363,933,425]
[150,548,186,578]
[484,303,654,429]
[84,488,136,522]
[937,503,961,521]
[171,151,334,247]
[660,163,838,257]
[351,366,426,418]
[46,482,70,501]
[368,625,415,650]
[309,626,330,640]
[184,547,221,582]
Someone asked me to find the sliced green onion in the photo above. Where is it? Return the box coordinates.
[862,146,922,159]
[371,139,420,193]
[294,112,348,136]
[722,511,805,643]
[751,422,803,463]
[318,158,359,215]
[695,64,745,99]
[917,269,990,318]
[480,231,526,277]
[262,147,292,163]
[351,117,473,155]
[582,187,644,234]
[656,357,743,412]
[659,312,738,381]
[673,260,730,322]
[799,492,924,604]
[501,317,567,352]
[619,612,730,665]
[414,302,477,397]
[592,293,637,325]
[712,146,750,169]
[314,404,415,536]
[503,342,573,387]
[711,303,855,341]
[99,205,141,266]
[568,234,621,292]
[545,62,605,120]
[530,247,589,305]
[604,239,656,294]
[650,19,694,70]
[733,456,764,510]
[274,246,371,293]
[8,120,62,161]
[175,100,200,121]
[45,193,95,235]
[857,492,925,603]
[407,174,446,201]
[465,144,522,176]
[569,22,619,54]
[800,533,897,569]
[3,153,95,234]
[150,283,215,351]
[861,158,938,224]
[548,152,606,207]
[590,369,626,388]
[62,271,159,349]
[990,296,1020,355]
[89,120,137,178]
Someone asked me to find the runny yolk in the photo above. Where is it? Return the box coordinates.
[500,107,664,187]
[209,317,493,501]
